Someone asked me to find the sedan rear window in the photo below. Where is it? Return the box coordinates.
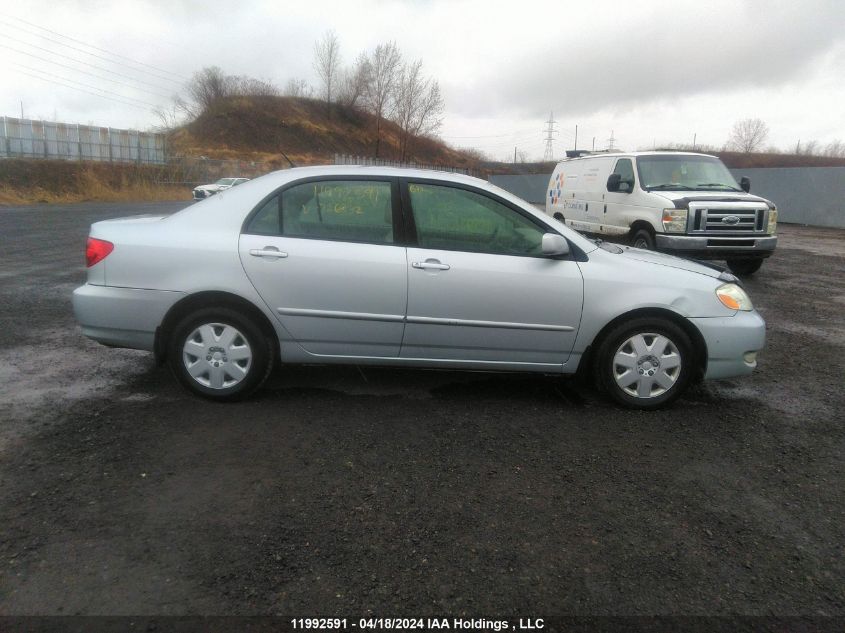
[245,180,394,243]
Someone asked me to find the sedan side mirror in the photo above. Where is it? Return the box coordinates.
[740,177,751,193]
[542,233,570,257]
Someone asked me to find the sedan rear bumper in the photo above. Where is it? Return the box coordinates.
[73,284,185,351]
[689,311,766,379]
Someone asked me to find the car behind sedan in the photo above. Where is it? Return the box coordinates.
[73,166,765,409]
[192,177,249,200]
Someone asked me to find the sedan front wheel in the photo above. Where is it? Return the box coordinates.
[595,317,694,409]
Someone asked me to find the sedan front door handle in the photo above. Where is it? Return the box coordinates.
[250,248,288,259]
[412,261,450,271]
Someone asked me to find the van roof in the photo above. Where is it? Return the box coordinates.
[557,150,717,163]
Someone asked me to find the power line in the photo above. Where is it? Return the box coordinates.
[0,32,177,94]
[10,67,153,111]
[9,63,160,109]
[1,16,188,83]
[442,127,541,139]
[0,44,173,100]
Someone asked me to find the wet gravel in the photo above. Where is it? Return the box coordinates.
[0,202,843,616]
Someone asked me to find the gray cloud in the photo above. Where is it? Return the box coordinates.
[446,1,845,118]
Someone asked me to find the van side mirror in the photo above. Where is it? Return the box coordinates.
[542,233,570,257]
[740,177,751,193]
[607,173,633,193]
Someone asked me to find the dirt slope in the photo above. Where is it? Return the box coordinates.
[169,95,480,169]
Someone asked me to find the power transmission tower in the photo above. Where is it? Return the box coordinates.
[607,129,616,151]
[543,112,557,161]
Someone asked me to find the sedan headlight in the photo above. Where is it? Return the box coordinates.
[716,283,754,311]
[662,208,688,233]
[767,207,778,235]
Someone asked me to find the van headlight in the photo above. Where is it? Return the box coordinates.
[662,208,687,233]
[767,207,778,235]
[716,283,753,311]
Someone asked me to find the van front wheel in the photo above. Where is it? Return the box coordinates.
[631,228,655,250]
[726,258,763,276]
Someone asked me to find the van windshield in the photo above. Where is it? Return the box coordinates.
[637,155,740,192]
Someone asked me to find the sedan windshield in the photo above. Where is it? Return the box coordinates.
[215,178,236,186]
[637,155,740,191]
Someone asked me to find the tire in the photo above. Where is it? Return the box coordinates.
[631,228,655,250]
[168,306,274,401]
[595,317,694,410]
[726,258,763,276]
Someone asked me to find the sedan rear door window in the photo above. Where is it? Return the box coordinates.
[281,180,394,244]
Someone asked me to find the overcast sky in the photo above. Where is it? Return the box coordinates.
[2,0,844,161]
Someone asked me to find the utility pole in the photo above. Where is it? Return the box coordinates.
[514,147,517,164]
[592,137,595,151]
[20,101,24,119]
[693,133,697,150]
[543,112,557,162]
[574,124,578,152]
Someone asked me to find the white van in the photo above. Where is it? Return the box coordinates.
[545,151,778,275]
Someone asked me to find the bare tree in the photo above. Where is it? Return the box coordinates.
[234,76,279,97]
[337,53,371,108]
[364,42,402,157]
[803,139,819,156]
[313,30,341,110]
[392,60,444,160]
[392,60,425,161]
[728,118,770,153]
[824,139,845,157]
[284,78,314,98]
[187,67,235,112]
[152,99,185,131]
[412,79,444,137]
[462,147,488,162]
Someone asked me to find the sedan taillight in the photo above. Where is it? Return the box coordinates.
[86,237,114,267]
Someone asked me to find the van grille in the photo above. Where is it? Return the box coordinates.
[693,209,765,233]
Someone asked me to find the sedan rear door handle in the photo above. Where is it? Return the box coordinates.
[412,261,450,271]
[250,248,288,259]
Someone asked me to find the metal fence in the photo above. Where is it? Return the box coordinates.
[729,167,845,229]
[0,116,166,164]
[335,153,478,176]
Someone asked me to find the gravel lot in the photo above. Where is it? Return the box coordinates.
[1,202,843,617]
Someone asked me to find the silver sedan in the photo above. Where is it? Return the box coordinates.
[73,166,765,409]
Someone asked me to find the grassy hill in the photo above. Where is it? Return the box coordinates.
[169,95,481,171]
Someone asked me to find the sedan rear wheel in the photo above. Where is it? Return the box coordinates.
[168,307,273,401]
[596,317,693,409]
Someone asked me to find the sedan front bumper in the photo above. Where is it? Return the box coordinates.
[689,310,766,380]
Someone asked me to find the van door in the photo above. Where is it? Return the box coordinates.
[604,157,639,236]
[576,157,613,234]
